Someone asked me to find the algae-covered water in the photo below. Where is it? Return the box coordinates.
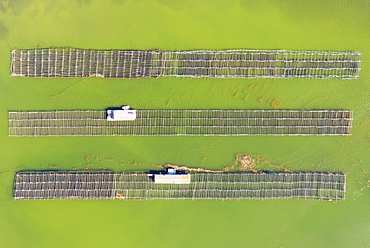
[0,0,369,247]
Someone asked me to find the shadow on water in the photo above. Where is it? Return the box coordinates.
[105,106,127,111]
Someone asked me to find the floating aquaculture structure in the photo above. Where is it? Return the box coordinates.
[11,48,362,79]
[14,171,115,200]
[8,108,353,136]
[14,170,346,201]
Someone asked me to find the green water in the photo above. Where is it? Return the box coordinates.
[0,0,369,247]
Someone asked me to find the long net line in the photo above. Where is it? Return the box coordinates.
[14,171,346,201]
[8,110,353,136]
[11,48,362,79]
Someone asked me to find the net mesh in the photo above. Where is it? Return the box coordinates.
[14,171,115,200]
[14,171,346,201]
[11,48,362,79]
[8,110,353,136]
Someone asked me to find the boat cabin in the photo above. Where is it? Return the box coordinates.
[107,106,137,121]
[153,169,191,184]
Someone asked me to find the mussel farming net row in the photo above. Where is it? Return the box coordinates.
[14,171,115,200]
[11,49,158,78]
[11,48,361,79]
[14,171,346,201]
[115,172,346,201]
[8,110,353,136]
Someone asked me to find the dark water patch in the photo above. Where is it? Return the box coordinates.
[156,0,185,11]
[111,0,131,6]
[0,20,8,40]
[77,0,94,7]
[0,0,32,16]
[0,2,6,13]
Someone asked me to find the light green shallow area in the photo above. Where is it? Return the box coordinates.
[0,0,369,247]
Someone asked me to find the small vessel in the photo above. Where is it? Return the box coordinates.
[107,105,137,121]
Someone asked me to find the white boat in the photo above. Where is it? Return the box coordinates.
[107,106,137,121]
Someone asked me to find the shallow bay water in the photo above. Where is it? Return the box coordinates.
[0,0,369,247]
